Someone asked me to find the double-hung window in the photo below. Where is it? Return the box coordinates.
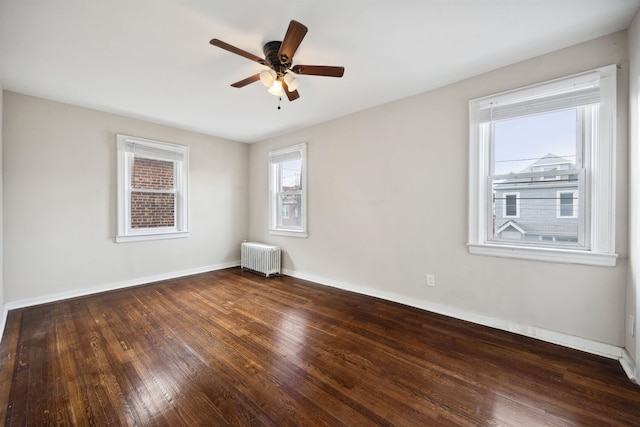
[468,65,617,266]
[269,143,307,237]
[116,134,189,242]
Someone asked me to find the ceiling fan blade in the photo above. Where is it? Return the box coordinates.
[210,38,265,64]
[283,81,300,101]
[231,74,261,88]
[291,65,345,77]
[277,20,308,63]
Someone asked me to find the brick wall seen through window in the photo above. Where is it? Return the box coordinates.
[130,157,175,229]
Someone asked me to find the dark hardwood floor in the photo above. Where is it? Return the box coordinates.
[0,268,639,426]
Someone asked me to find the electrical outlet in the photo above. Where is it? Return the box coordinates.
[426,274,435,287]
[629,315,635,337]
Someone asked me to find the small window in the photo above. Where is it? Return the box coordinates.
[117,135,189,242]
[503,193,519,217]
[269,143,307,237]
[558,191,578,218]
[468,65,617,266]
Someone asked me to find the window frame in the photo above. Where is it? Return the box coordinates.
[269,143,308,238]
[468,65,617,266]
[116,134,189,243]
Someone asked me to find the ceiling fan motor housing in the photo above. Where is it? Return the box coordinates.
[263,41,291,77]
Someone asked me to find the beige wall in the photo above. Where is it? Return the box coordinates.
[249,32,630,348]
[3,92,248,303]
[0,85,4,321]
[628,9,640,379]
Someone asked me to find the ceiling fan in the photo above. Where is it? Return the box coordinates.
[209,20,345,101]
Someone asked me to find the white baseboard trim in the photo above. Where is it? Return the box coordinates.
[283,268,633,377]
[619,349,638,383]
[0,307,7,345]
[4,261,240,311]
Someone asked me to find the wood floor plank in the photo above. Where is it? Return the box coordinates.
[1,267,639,426]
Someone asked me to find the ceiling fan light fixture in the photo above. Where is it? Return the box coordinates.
[210,20,344,102]
[260,69,277,88]
[267,80,284,96]
[283,73,299,91]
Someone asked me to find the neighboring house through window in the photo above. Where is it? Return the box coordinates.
[116,134,189,242]
[468,64,617,266]
[269,143,307,237]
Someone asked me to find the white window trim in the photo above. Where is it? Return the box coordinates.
[502,192,520,218]
[557,190,578,219]
[468,65,618,266]
[269,143,308,238]
[116,134,189,243]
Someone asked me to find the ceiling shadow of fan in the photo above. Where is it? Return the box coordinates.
[210,20,345,101]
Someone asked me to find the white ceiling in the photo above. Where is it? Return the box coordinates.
[1,1,639,143]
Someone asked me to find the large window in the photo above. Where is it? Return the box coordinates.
[468,65,617,266]
[269,143,307,237]
[116,135,189,242]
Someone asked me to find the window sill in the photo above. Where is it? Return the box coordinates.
[269,229,308,238]
[467,243,617,267]
[116,231,189,243]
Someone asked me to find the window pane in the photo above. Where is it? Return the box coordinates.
[493,172,580,244]
[491,108,581,246]
[280,194,302,228]
[494,109,577,175]
[276,158,303,229]
[505,194,517,216]
[130,192,175,229]
[130,157,176,229]
[280,159,302,191]
[131,157,174,190]
[279,194,302,227]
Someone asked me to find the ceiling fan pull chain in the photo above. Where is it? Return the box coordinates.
[278,96,282,110]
